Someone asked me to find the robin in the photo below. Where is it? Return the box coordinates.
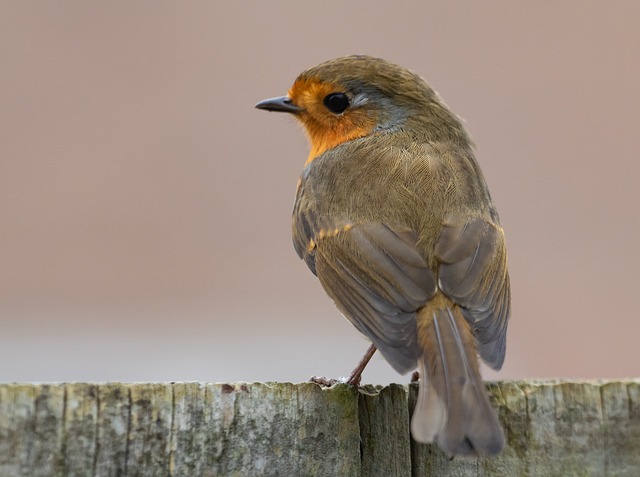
[256,56,510,457]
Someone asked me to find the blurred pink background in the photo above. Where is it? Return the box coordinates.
[1,2,639,383]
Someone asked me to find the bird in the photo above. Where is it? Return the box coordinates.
[255,55,510,457]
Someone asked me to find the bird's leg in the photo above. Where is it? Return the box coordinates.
[345,343,377,386]
[411,370,420,383]
[310,343,377,388]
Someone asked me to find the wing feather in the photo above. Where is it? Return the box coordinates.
[315,223,437,374]
[435,216,511,370]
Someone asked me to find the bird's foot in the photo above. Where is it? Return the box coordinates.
[309,343,377,389]
[309,376,340,387]
[309,374,361,388]
[346,373,362,387]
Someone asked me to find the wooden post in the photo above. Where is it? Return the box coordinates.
[0,380,638,476]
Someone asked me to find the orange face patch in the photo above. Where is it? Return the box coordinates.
[288,78,377,164]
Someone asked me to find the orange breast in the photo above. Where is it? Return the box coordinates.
[304,114,376,165]
[288,77,378,165]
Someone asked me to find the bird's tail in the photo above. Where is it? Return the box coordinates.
[411,293,504,456]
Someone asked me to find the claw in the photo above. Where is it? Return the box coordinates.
[310,376,339,387]
[310,343,377,389]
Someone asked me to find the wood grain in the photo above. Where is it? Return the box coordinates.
[0,380,638,476]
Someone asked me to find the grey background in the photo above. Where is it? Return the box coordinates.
[1,2,639,383]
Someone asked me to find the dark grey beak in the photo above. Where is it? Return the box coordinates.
[255,96,303,113]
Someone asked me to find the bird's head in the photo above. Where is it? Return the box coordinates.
[256,55,467,163]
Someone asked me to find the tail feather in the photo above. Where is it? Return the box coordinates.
[411,358,445,443]
[411,294,504,456]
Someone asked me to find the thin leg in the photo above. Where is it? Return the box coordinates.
[310,343,377,388]
[345,343,377,386]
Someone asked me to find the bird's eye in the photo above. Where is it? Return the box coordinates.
[323,93,350,114]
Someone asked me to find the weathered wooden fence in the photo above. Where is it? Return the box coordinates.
[0,380,638,476]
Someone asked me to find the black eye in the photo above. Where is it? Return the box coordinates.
[323,93,350,114]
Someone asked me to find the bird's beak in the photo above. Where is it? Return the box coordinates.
[255,96,303,113]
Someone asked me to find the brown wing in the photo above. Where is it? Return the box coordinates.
[314,223,437,374]
[434,216,511,370]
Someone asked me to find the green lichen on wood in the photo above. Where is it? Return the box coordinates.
[601,381,640,476]
[181,382,360,477]
[127,383,173,474]
[1,380,639,476]
[59,383,99,477]
[358,384,411,477]
[94,383,129,476]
